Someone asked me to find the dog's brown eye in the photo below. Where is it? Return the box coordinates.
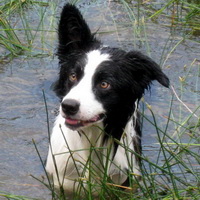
[100,81,110,89]
[69,73,77,82]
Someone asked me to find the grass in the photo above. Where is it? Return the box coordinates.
[0,0,54,61]
[31,94,199,200]
[0,0,200,199]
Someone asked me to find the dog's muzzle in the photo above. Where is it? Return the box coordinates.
[61,99,105,130]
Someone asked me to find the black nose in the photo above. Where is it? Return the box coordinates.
[61,99,80,116]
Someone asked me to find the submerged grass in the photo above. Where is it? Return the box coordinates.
[0,0,199,199]
[0,0,53,60]
[0,16,24,56]
[148,0,200,36]
[0,0,47,14]
[0,192,38,200]
[0,0,199,60]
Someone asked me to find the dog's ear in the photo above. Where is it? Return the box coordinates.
[57,4,99,61]
[124,51,169,96]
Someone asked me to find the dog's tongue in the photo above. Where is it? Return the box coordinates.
[65,116,100,126]
[65,118,80,125]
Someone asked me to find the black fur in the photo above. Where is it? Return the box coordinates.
[57,4,100,62]
[53,3,169,186]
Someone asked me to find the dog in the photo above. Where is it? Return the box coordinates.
[46,3,169,194]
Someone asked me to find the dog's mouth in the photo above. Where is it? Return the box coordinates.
[64,114,105,130]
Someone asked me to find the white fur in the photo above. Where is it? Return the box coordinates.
[46,114,105,191]
[46,50,140,192]
[46,114,140,190]
[61,50,109,121]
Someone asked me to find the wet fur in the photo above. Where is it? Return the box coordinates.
[46,3,169,194]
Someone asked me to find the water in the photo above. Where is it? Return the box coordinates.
[0,58,57,199]
[0,0,199,199]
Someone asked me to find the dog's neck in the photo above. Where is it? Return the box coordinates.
[77,122,105,148]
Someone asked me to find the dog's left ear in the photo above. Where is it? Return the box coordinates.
[125,51,169,92]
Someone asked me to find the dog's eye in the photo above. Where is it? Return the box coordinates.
[69,73,77,82]
[100,81,110,89]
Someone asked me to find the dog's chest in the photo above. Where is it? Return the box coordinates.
[53,117,107,177]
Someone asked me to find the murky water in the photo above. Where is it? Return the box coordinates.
[0,0,199,199]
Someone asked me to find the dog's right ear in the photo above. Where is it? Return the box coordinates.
[57,4,99,61]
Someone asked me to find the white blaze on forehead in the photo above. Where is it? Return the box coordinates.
[62,50,110,120]
[85,50,110,75]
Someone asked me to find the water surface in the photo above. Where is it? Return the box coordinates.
[0,0,199,199]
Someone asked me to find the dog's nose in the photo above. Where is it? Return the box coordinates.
[61,99,80,116]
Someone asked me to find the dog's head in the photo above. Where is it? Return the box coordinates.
[54,4,169,131]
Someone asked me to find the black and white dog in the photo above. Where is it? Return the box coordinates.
[46,3,169,193]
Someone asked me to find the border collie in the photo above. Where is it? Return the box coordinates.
[46,3,169,194]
